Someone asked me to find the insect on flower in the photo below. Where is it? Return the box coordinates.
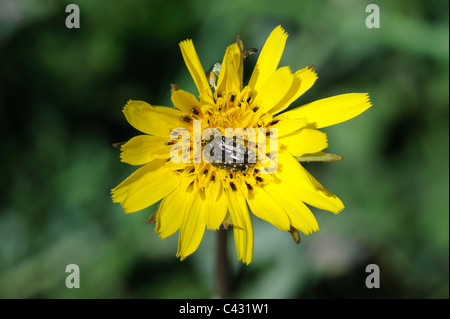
[206,41,257,91]
[205,136,257,173]
[207,62,222,90]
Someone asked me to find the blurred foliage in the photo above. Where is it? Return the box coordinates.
[0,0,448,299]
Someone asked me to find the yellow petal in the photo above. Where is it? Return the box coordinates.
[247,188,290,231]
[179,39,213,98]
[270,116,308,137]
[216,43,241,94]
[171,89,202,115]
[120,135,171,165]
[235,36,244,90]
[111,160,178,213]
[293,66,318,98]
[156,187,194,239]
[276,151,344,214]
[269,66,318,115]
[227,190,254,264]
[177,189,207,260]
[263,182,319,234]
[248,25,288,92]
[204,186,228,230]
[256,66,297,114]
[279,128,328,156]
[283,93,372,128]
[123,100,188,136]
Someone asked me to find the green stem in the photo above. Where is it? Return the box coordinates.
[217,228,231,298]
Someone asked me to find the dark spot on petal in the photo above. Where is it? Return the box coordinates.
[270,120,279,126]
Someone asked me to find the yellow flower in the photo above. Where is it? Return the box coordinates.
[111,26,372,264]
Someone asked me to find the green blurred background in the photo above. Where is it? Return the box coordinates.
[0,0,448,299]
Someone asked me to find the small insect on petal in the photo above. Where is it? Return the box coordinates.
[236,35,258,60]
[243,48,258,60]
[207,62,222,90]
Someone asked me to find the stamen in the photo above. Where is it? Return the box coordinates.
[270,120,279,126]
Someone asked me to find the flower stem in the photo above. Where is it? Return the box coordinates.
[217,228,231,298]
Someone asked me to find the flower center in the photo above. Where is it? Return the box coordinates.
[174,87,276,194]
[205,87,260,129]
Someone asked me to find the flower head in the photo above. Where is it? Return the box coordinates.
[112,26,372,264]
